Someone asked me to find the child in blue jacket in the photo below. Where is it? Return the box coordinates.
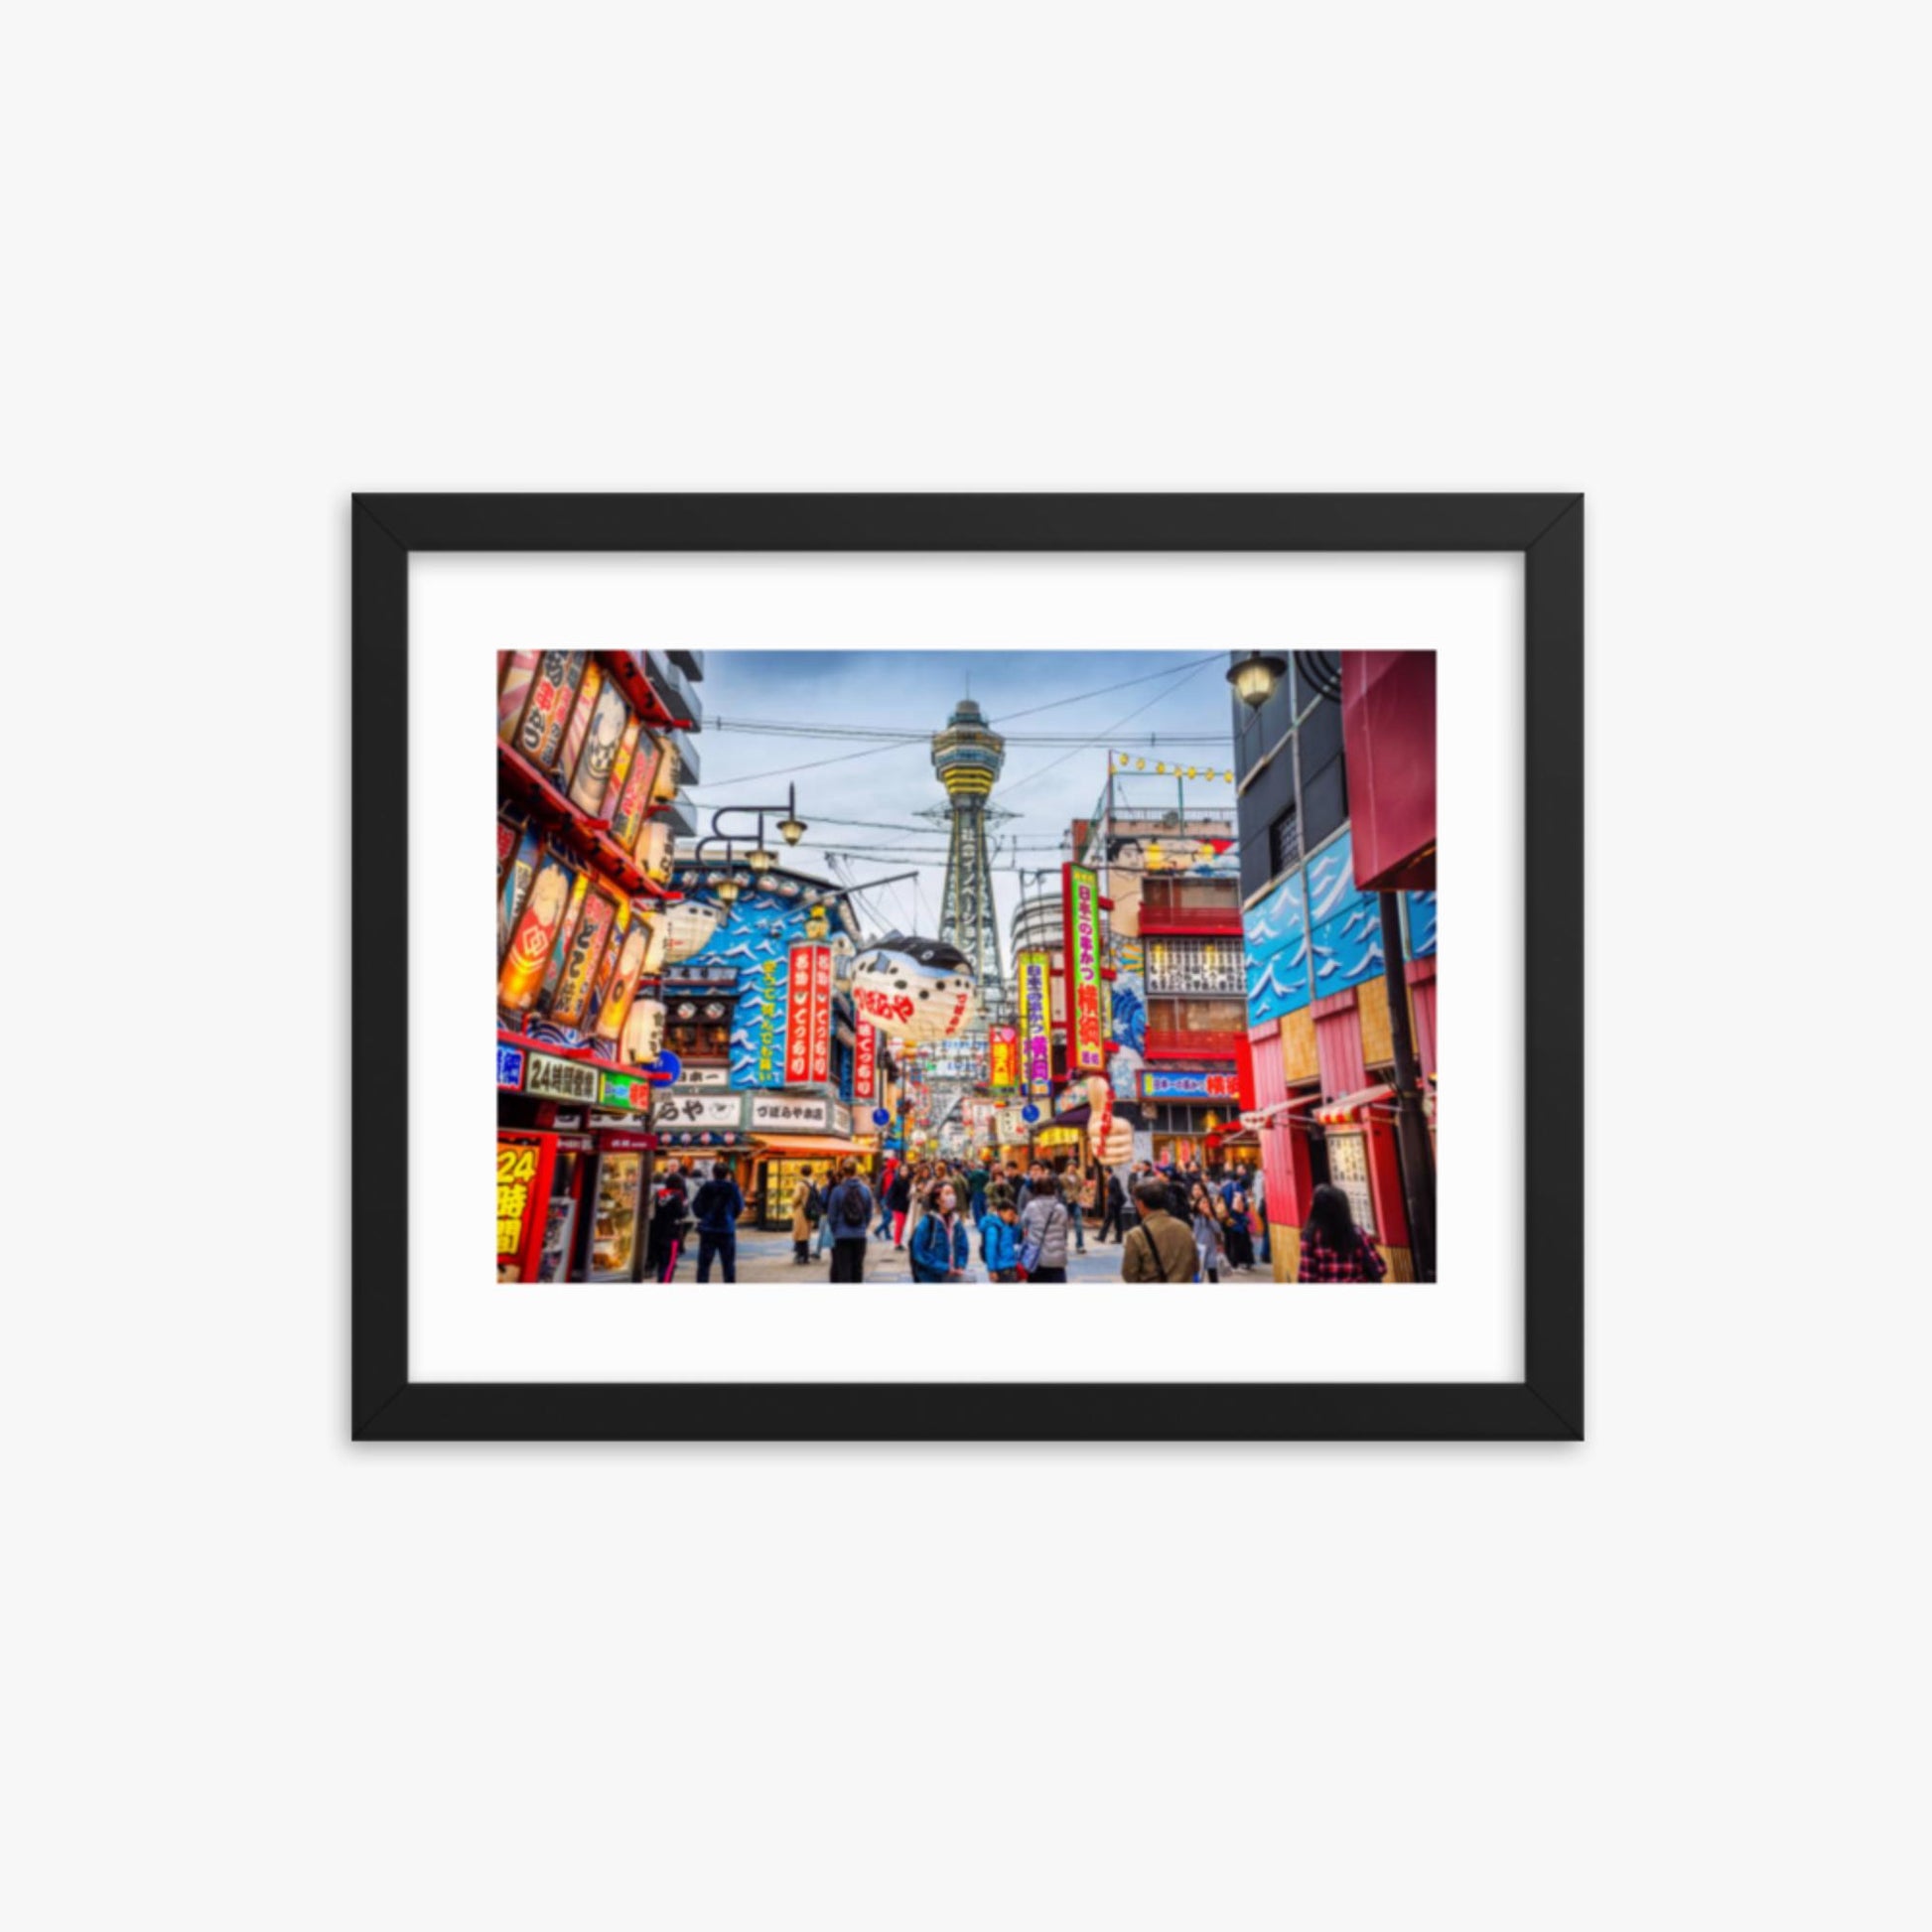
[980,1202,1022,1282]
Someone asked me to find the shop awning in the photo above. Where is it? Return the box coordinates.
[750,1135,858,1159]
[1315,1084,1393,1126]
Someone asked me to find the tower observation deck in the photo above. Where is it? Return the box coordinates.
[930,697,1007,1002]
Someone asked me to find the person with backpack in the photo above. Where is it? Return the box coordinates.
[981,1197,1022,1282]
[1296,1183,1389,1283]
[1017,1173,1072,1283]
[646,1165,693,1282]
[824,1157,874,1283]
[908,1180,971,1282]
[689,1161,746,1284]
[789,1167,818,1265]
[1120,1179,1198,1283]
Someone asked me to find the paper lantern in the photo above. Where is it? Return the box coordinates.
[850,934,978,1043]
[638,910,669,975]
[633,819,673,885]
[659,900,722,963]
[621,996,666,1066]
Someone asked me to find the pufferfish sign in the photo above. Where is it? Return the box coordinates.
[850,934,978,1043]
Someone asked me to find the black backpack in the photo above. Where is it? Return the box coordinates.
[839,1180,872,1229]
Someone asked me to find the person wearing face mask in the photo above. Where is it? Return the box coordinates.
[908,1180,971,1282]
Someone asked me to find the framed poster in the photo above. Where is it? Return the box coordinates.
[354,493,1582,1441]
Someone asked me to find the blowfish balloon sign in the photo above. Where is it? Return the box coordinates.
[851,933,978,1043]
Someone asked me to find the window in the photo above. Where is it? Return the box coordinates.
[1268,804,1300,875]
[1302,756,1348,849]
[1142,876,1240,916]
[1149,997,1248,1036]
[1145,937,1245,995]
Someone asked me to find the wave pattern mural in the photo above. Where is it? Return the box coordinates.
[1243,869,1311,1027]
[674,885,819,1088]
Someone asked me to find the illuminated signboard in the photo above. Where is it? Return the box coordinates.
[1061,862,1105,1075]
[1018,951,1052,1095]
[525,1052,602,1105]
[1140,1069,1242,1101]
[495,1129,556,1283]
[988,1024,1018,1090]
[853,1022,879,1102]
[784,944,833,1084]
[598,1069,657,1113]
[496,1041,526,1090]
[750,1093,831,1132]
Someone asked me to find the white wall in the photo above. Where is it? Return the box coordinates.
[8,5,1922,1928]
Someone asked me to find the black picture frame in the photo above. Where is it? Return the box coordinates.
[353,493,1583,1442]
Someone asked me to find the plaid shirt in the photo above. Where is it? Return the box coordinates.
[1296,1224,1388,1283]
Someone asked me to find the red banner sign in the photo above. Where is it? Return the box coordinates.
[854,1021,879,1101]
[785,943,834,1084]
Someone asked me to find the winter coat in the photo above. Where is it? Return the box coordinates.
[691,1178,743,1235]
[1018,1195,1070,1270]
[980,1215,1020,1276]
[825,1177,874,1240]
[790,1180,815,1242]
[888,1172,912,1212]
[1121,1209,1198,1283]
[909,1210,971,1281]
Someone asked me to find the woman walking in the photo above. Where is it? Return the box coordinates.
[789,1167,817,1265]
[1224,1178,1256,1271]
[1017,1174,1072,1283]
[908,1180,971,1282]
[1295,1183,1389,1282]
[1189,1180,1227,1284]
[888,1163,913,1248]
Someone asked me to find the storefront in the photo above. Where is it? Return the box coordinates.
[754,1135,867,1228]
[1313,1085,1414,1281]
[1140,1065,1242,1171]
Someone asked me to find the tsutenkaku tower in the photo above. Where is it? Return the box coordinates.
[931,697,1007,1000]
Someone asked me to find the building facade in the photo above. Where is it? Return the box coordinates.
[1077,772,1250,1170]
[655,860,890,1228]
[1229,651,1438,1281]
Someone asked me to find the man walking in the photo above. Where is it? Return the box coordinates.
[690,1161,745,1284]
[824,1158,874,1283]
[1119,1179,1198,1283]
[1098,1169,1127,1244]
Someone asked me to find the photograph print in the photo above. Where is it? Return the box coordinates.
[492,645,1438,1291]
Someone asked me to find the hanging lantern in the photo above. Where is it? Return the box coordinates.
[660,899,723,962]
[638,910,669,975]
[633,819,673,884]
[850,934,978,1043]
[621,995,667,1066]
[714,874,741,906]
[748,846,775,874]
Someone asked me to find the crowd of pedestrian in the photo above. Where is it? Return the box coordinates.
[646,1148,1384,1286]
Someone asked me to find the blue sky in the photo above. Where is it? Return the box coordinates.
[682,648,1239,945]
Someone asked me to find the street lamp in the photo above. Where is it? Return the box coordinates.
[776,807,807,846]
[1226,651,1287,708]
[747,845,775,874]
[714,873,741,905]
